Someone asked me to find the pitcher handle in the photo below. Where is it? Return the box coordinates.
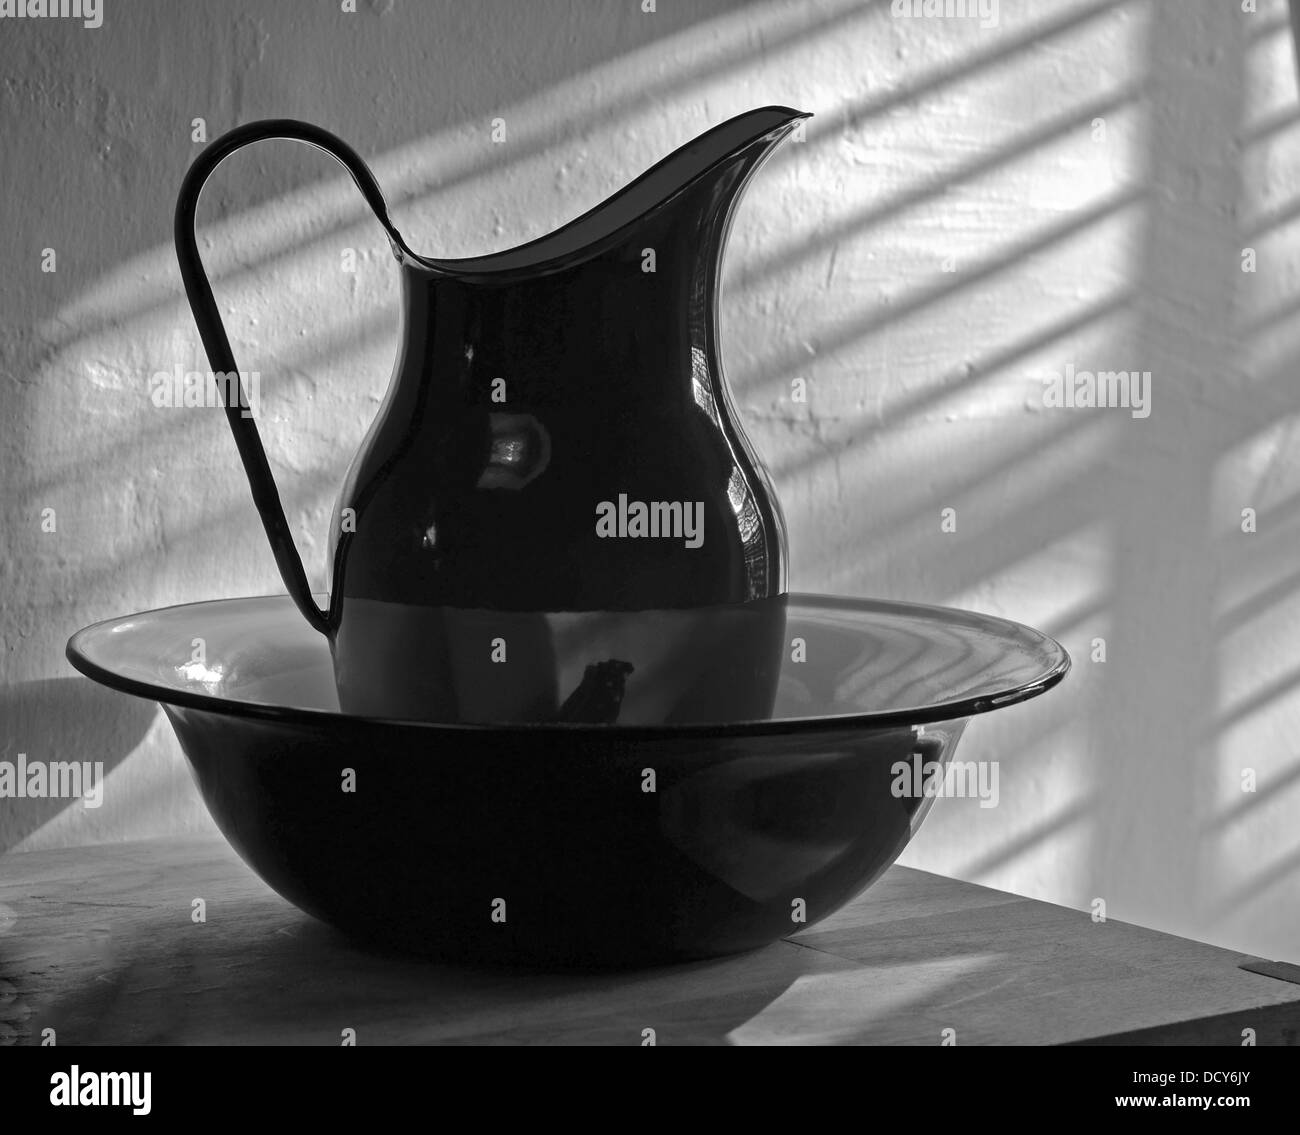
[174,120,411,636]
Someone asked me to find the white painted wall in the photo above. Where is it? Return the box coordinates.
[2,0,1299,963]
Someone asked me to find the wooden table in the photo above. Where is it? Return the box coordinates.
[1,834,1297,1045]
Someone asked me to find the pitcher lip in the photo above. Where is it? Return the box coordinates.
[401,105,812,277]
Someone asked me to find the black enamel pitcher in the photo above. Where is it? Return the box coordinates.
[175,107,809,724]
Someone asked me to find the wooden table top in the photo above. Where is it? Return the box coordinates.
[1,834,1297,1045]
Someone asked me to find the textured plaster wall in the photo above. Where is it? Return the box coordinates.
[2,0,1299,963]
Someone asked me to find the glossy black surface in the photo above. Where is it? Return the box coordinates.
[331,598,789,725]
[67,594,1068,966]
[178,117,802,594]
[169,704,963,966]
[330,109,804,613]
[176,110,808,723]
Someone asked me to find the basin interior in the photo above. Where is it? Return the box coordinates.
[69,594,1068,728]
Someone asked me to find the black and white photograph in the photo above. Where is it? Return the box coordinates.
[0,0,1296,1100]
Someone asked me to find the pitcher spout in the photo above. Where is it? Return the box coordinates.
[416,106,811,276]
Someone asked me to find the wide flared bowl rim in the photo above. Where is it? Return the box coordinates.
[66,592,1070,737]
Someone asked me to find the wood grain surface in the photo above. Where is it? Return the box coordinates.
[1,835,1296,1046]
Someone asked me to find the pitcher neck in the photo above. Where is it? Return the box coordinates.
[405,106,810,278]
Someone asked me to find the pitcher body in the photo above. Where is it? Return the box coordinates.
[175,108,809,724]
